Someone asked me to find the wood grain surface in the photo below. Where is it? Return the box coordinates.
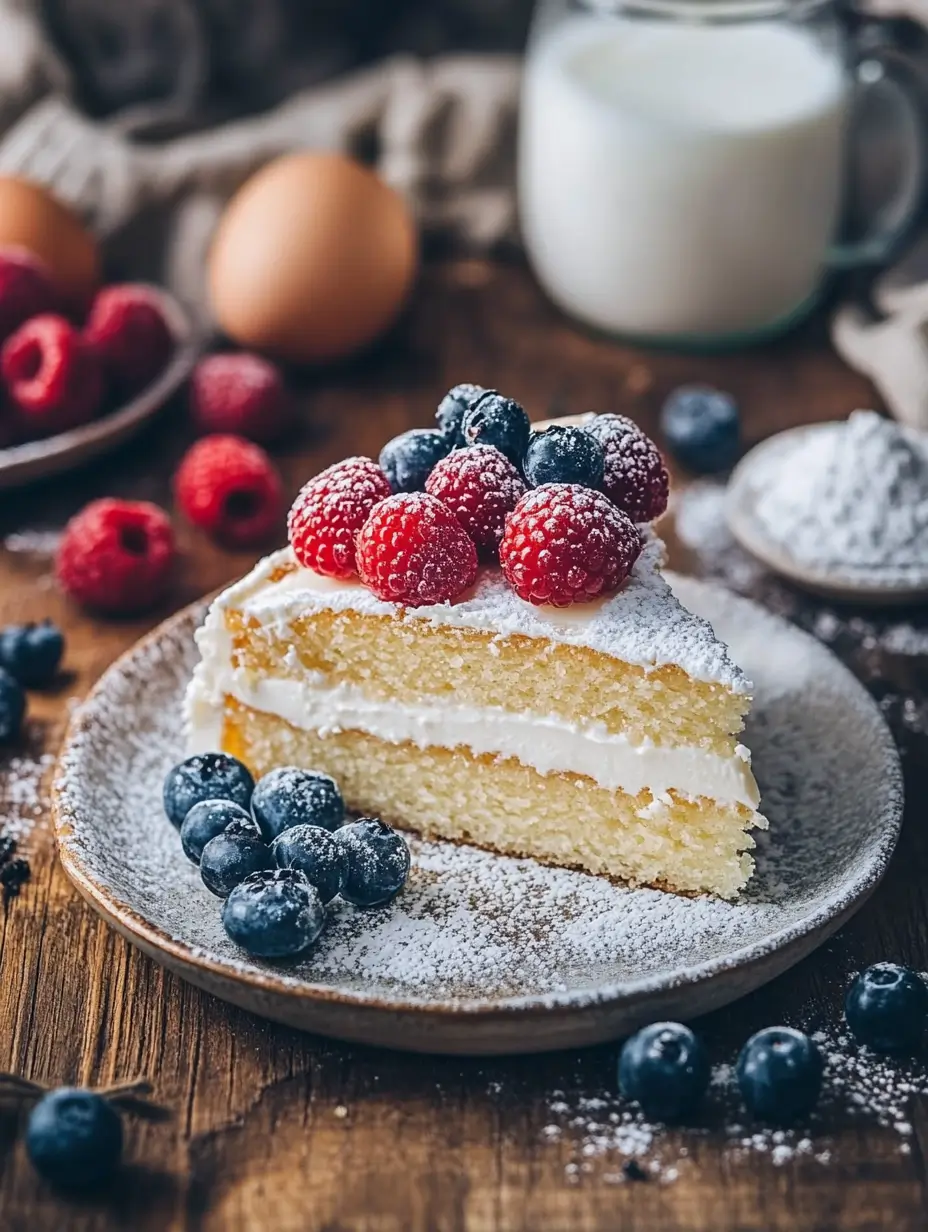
[1,259,926,1232]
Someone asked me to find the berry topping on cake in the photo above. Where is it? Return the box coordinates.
[251,765,345,840]
[84,284,174,397]
[586,413,669,523]
[180,799,253,864]
[334,818,411,906]
[499,483,641,606]
[844,962,928,1053]
[435,382,486,444]
[0,619,64,688]
[523,424,605,488]
[163,752,255,828]
[0,667,25,743]
[200,816,271,897]
[618,1023,710,1122]
[273,823,349,904]
[288,456,391,578]
[379,427,452,493]
[2,314,103,436]
[356,491,478,606]
[190,352,293,443]
[660,385,740,474]
[425,444,526,559]
[56,498,175,614]
[461,392,530,465]
[0,248,57,345]
[174,434,283,548]
[222,867,326,957]
[736,1027,823,1123]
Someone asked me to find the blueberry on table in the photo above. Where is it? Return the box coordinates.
[0,620,64,688]
[251,766,345,840]
[435,383,487,444]
[461,393,531,466]
[379,428,452,493]
[199,817,270,897]
[272,823,348,904]
[618,1022,709,1122]
[660,385,741,474]
[736,1026,823,1123]
[26,1088,123,1189]
[523,425,605,488]
[180,799,253,865]
[222,868,326,958]
[334,818,411,907]
[163,752,254,829]
[0,667,25,743]
[845,962,928,1052]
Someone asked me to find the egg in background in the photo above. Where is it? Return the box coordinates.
[0,177,100,306]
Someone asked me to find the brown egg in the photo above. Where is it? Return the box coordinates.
[208,153,418,365]
[0,177,100,307]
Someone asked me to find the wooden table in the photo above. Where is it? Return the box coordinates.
[1,259,926,1232]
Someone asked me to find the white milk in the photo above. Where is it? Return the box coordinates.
[518,17,849,338]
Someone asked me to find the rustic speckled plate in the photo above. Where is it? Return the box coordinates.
[52,578,903,1055]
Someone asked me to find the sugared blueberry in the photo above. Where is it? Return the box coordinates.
[163,752,254,829]
[523,425,605,489]
[618,1022,709,1122]
[180,799,253,865]
[379,428,452,493]
[845,962,928,1052]
[0,620,64,688]
[736,1026,823,1123]
[272,823,348,904]
[0,667,25,743]
[660,385,740,474]
[461,393,531,466]
[199,817,270,897]
[222,867,326,958]
[435,383,486,444]
[251,766,345,840]
[26,1088,123,1189]
[334,818,410,907]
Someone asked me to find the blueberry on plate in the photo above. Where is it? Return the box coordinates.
[180,799,253,865]
[461,393,531,466]
[0,667,25,743]
[0,620,64,688]
[845,962,928,1052]
[163,752,254,829]
[272,823,348,904]
[618,1022,709,1122]
[435,383,487,444]
[199,817,270,897]
[251,766,344,840]
[334,818,410,907]
[736,1026,823,1123]
[379,428,453,493]
[523,425,605,489]
[222,868,326,958]
[660,385,740,474]
[26,1088,122,1189]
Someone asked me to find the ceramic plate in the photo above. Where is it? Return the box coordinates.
[0,288,200,491]
[53,578,903,1055]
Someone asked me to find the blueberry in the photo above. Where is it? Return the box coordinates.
[845,962,928,1052]
[0,620,64,688]
[251,766,344,840]
[523,425,605,488]
[272,823,348,904]
[199,817,270,897]
[461,393,531,466]
[334,818,410,907]
[0,667,25,743]
[660,386,740,474]
[26,1088,122,1189]
[736,1026,823,1123]
[163,752,254,829]
[180,799,252,865]
[618,1022,709,1122]
[222,867,326,958]
[379,428,452,493]
[435,383,487,444]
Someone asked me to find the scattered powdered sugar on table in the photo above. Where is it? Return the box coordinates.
[1,737,55,852]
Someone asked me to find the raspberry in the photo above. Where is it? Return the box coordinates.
[425,444,525,560]
[499,483,641,606]
[0,247,58,345]
[174,434,283,548]
[586,414,669,523]
[356,492,478,607]
[84,284,174,397]
[56,498,175,614]
[288,456,391,578]
[190,353,293,443]
[2,315,103,437]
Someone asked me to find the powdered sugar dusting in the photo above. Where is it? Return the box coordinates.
[2,736,56,853]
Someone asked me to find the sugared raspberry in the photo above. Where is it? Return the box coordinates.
[288,456,391,578]
[190,353,293,443]
[2,314,103,437]
[425,444,525,560]
[499,483,641,606]
[174,434,283,548]
[0,247,58,345]
[356,492,477,607]
[84,284,174,397]
[585,414,669,523]
[56,498,175,614]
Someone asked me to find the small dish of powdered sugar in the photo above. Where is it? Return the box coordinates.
[727,410,928,604]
